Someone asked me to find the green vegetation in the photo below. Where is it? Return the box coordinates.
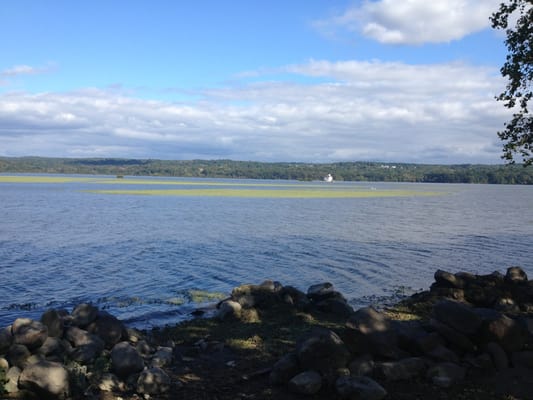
[491,0,533,166]
[1,156,532,184]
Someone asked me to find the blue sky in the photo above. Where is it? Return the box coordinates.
[0,0,514,163]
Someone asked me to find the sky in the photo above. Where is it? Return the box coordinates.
[0,0,516,164]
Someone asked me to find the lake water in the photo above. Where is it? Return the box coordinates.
[1,175,532,329]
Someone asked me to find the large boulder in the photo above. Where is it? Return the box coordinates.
[336,375,387,400]
[216,300,242,320]
[426,362,466,388]
[40,309,64,338]
[71,303,99,327]
[505,266,528,284]
[65,326,105,364]
[111,341,144,377]
[376,357,427,381]
[6,344,31,369]
[479,313,528,353]
[0,325,13,353]
[345,307,399,358]
[12,318,48,350]
[18,360,70,399]
[432,300,482,336]
[270,353,300,385]
[307,282,335,301]
[288,370,322,395]
[297,329,350,373]
[87,312,126,348]
[434,270,465,289]
[136,367,171,395]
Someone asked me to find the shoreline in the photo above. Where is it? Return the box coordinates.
[1,266,532,399]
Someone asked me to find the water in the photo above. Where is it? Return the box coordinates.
[1,175,532,328]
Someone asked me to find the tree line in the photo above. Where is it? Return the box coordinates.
[1,156,532,184]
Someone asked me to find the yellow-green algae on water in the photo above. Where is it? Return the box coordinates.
[0,175,98,184]
[86,188,440,199]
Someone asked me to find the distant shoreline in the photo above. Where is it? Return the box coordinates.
[1,156,532,184]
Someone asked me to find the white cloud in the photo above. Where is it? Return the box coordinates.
[1,64,54,77]
[0,60,510,163]
[316,0,502,44]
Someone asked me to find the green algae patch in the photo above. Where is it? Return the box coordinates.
[0,175,97,184]
[86,188,440,198]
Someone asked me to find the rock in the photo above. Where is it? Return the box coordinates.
[216,300,242,320]
[426,345,460,363]
[415,332,444,355]
[87,311,125,348]
[12,318,48,350]
[37,336,66,359]
[348,354,375,377]
[376,357,426,381]
[430,287,465,301]
[65,326,105,363]
[432,300,482,335]
[40,309,64,337]
[136,339,154,357]
[336,375,387,400]
[4,366,21,393]
[0,356,8,370]
[288,370,322,395]
[18,360,70,399]
[345,307,399,358]
[426,362,466,388]
[434,270,465,288]
[231,282,280,308]
[315,296,354,317]
[297,329,350,373]
[494,297,521,313]
[280,286,310,310]
[512,351,533,369]
[97,372,126,392]
[0,325,13,353]
[71,303,98,327]
[464,353,494,370]
[111,341,144,377]
[6,344,31,369]
[269,353,300,385]
[487,342,509,370]
[429,318,476,353]
[151,346,173,368]
[480,313,527,353]
[307,282,335,300]
[137,367,171,394]
[505,266,528,284]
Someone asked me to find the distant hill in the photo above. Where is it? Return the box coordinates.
[0,156,532,184]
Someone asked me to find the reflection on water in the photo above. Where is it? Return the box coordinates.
[0,176,532,328]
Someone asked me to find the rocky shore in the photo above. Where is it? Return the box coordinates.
[1,266,532,399]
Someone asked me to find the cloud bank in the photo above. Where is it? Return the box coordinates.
[0,59,508,164]
[316,0,502,44]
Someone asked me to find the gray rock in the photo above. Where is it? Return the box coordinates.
[434,269,465,288]
[280,286,310,310]
[97,372,126,392]
[307,282,335,300]
[40,309,64,337]
[4,366,21,394]
[270,353,300,385]
[377,357,426,381]
[0,356,8,370]
[65,326,103,347]
[6,344,31,369]
[37,336,65,359]
[136,367,171,394]
[427,362,466,388]
[12,318,48,350]
[18,360,70,399]
[487,342,509,370]
[429,318,476,352]
[297,329,350,373]
[432,300,482,335]
[494,297,521,313]
[136,339,154,357]
[87,312,125,348]
[480,313,527,353]
[151,346,173,368]
[426,345,460,363]
[315,296,355,317]
[505,266,528,284]
[336,375,387,400]
[345,307,399,358]
[0,325,13,353]
[216,300,242,320]
[71,303,98,327]
[111,341,144,377]
[348,354,375,377]
[288,370,322,395]
[512,351,533,369]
